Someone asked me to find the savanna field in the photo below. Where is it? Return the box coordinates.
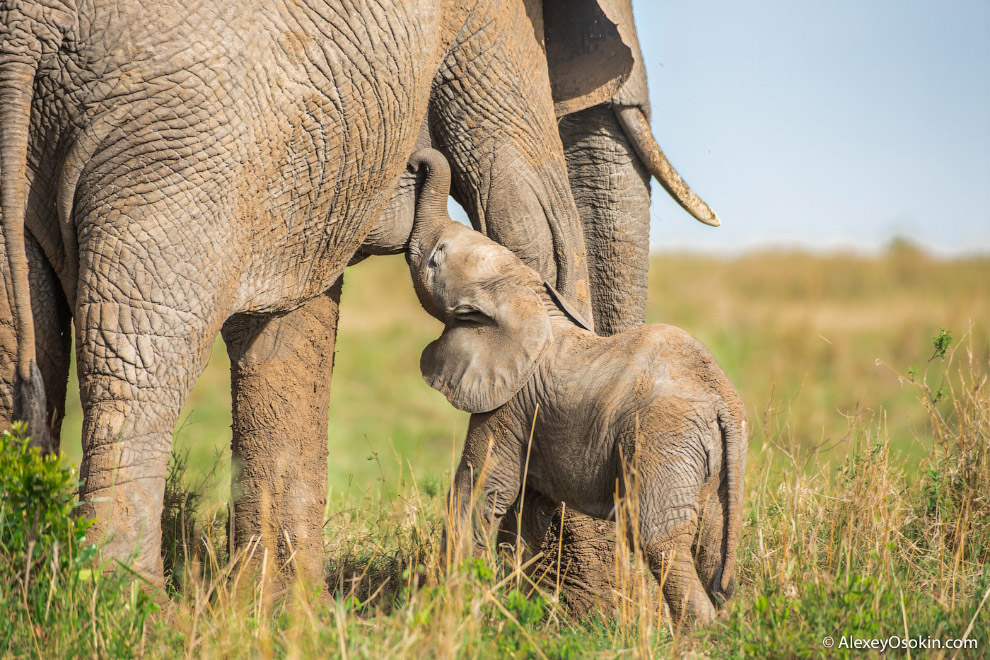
[3,245,989,658]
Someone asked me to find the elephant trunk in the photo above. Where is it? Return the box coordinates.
[406,148,452,269]
[614,105,721,227]
[1,55,51,451]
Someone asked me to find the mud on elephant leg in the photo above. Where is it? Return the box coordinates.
[75,289,224,587]
[0,233,71,450]
[501,488,615,616]
[222,278,341,596]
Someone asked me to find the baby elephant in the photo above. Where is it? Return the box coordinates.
[403,149,747,624]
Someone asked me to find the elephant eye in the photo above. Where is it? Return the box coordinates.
[451,303,490,326]
[428,245,445,269]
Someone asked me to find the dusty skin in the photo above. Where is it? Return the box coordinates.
[403,149,747,626]
[1,0,720,604]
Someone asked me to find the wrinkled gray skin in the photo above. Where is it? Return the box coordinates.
[403,149,745,625]
[358,0,722,613]
[0,0,609,588]
[1,0,720,602]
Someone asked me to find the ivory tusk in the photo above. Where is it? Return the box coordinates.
[614,105,721,227]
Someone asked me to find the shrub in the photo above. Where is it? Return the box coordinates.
[0,424,157,657]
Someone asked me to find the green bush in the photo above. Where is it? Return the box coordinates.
[0,424,157,657]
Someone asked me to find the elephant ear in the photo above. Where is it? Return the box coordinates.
[543,0,634,116]
[421,282,552,413]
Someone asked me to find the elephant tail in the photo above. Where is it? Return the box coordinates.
[1,51,50,451]
[715,401,746,601]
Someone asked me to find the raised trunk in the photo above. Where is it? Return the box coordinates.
[407,148,453,269]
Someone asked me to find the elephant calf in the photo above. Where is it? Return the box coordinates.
[398,148,747,624]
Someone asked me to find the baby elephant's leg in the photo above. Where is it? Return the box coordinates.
[632,428,718,625]
[445,409,524,564]
[641,512,715,625]
[694,482,731,605]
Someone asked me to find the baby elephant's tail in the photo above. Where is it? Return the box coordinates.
[714,402,746,602]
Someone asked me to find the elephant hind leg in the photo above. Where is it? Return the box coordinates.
[642,521,715,627]
[221,278,341,597]
[0,232,71,450]
[694,482,733,606]
[635,459,716,625]
[73,226,232,586]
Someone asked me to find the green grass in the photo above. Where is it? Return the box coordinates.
[14,247,990,657]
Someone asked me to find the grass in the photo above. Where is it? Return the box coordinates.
[6,245,990,657]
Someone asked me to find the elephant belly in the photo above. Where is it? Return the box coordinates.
[528,440,619,521]
[67,0,445,314]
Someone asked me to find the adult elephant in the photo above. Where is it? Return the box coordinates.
[1,0,604,588]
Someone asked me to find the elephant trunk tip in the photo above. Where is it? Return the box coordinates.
[408,148,452,223]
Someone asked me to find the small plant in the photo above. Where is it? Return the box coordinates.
[930,326,953,361]
[0,424,157,657]
[0,422,95,587]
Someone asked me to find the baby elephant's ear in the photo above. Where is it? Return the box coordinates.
[421,283,552,413]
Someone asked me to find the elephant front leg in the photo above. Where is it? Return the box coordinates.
[221,278,341,595]
[444,409,524,567]
[560,104,651,336]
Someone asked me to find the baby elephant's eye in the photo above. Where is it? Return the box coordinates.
[428,245,445,269]
[451,304,490,325]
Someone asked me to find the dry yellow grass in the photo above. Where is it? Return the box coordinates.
[58,247,990,493]
[11,246,989,657]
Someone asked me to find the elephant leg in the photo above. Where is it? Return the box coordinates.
[694,479,734,607]
[221,277,341,594]
[74,270,225,587]
[445,409,523,565]
[642,519,714,627]
[523,493,615,615]
[1,232,71,449]
[559,104,651,336]
[638,463,716,626]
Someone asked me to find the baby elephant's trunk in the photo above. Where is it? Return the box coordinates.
[406,148,452,269]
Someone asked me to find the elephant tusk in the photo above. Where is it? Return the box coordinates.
[614,105,721,227]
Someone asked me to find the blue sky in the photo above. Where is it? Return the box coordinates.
[451,2,989,254]
[637,0,989,254]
